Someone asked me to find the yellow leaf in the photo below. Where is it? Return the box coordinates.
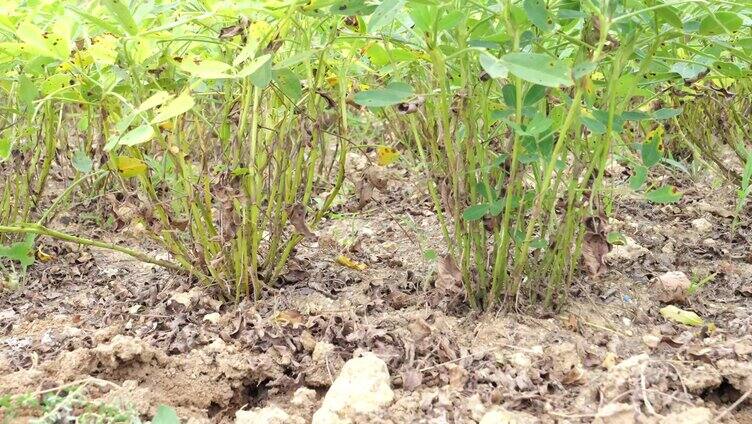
[36,245,54,263]
[116,156,147,178]
[336,255,367,271]
[159,121,174,132]
[376,146,399,166]
[271,309,305,327]
[660,305,704,326]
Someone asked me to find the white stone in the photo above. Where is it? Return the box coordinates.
[659,407,712,424]
[291,387,317,407]
[311,353,394,424]
[235,405,290,424]
[606,236,648,262]
[479,407,539,424]
[691,218,713,233]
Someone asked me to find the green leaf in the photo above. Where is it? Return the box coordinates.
[641,131,662,168]
[500,53,573,88]
[582,115,606,135]
[438,11,464,31]
[118,125,155,148]
[501,85,516,107]
[479,52,508,79]
[0,240,35,272]
[368,0,406,33]
[699,11,742,35]
[712,61,742,78]
[137,91,172,113]
[0,138,11,162]
[72,149,93,173]
[607,231,626,246]
[152,92,195,124]
[102,0,139,36]
[179,59,234,79]
[523,0,552,32]
[353,82,413,107]
[629,166,648,190]
[655,6,682,29]
[526,114,551,135]
[462,204,489,221]
[274,69,303,101]
[572,61,597,80]
[523,85,547,106]
[660,305,704,326]
[237,54,272,88]
[645,186,682,204]
[17,75,38,107]
[652,108,682,120]
[152,405,180,424]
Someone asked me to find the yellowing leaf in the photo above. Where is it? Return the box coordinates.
[271,309,305,327]
[376,146,400,166]
[336,255,367,271]
[36,245,54,263]
[116,156,147,178]
[660,305,704,326]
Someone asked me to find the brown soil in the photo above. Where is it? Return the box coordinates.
[2,157,752,423]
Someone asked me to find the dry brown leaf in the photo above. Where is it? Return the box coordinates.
[582,232,610,277]
[436,254,463,292]
[271,309,305,328]
[365,167,388,190]
[407,319,432,342]
[446,363,468,389]
[402,368,423,391]
[289,203,316,238]
[355,177,374,210]
[654,271,691,304]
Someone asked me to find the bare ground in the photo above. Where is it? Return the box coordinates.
[2,158,752,423]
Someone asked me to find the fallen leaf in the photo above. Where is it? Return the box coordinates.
[376,145,399,166]
[336,255,367,271]
[170,292,194,307]
[654,271,691,304]
[407,318,432,342]
[660,305,704,327]
[289,203,316,238]
[402,368,423,391]
[581,232,610,277]
[436,254,463,292]
[36,245,54,263]
[601,352,617,370]
[271,309,305,328]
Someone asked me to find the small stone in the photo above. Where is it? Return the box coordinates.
[607,236,648,262]
[594,403,635,424]
[691,218,713,233]
[654,271,691,304]
[658,407,712,424]
[235,405,291,424]
[642,334,661,349]
[479,407,539,424]
[291,387,317,407]
[311,352,394,424]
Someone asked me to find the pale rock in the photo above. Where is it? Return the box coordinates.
[312,352,394,424]
[600,354,649,400]
[594,403,635,424]
[658,407,712,424]
[654,271,691,304]
[607,236,648,262]
[642,334,661,349]
[291,387,317,407]
[691,218,713,233]
[466,393,487,422]
[203,313,221,324]
[479,407,539,424]
[306,341,343,387]
[235,405,295,424]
